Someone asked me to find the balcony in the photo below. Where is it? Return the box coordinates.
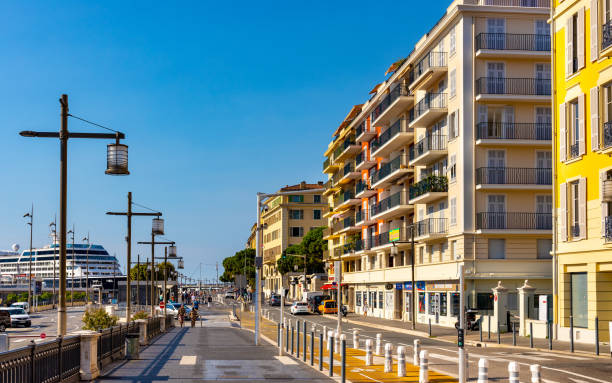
[370,154,412,189]
[371,118,414,158]
[409,134,448,166]
[410,93,448,129]
[569,143,580,159]
[355,150,376,171]
[476,122,551,146]
[338,161,360,184]
[335,137,361,162]
[409,175,448,204]
[370,190,412,220]
[603,122,612,149]
[372,84,414,126]
[334,189,360,209]
[414,218,447,241]
[462,0,550,7]
[603,19,612,51]
[343,238,371,255]
[355,207,376,226]
[606,216,612,241]
[323,156,340,174]
[409,52,448,92]
[356,120,376,143]
[338,216,359,234]
[355,178,376,198]
[476,212,552,232]
[475,167,552,190]
[371,226,408,249]
[475,77,550,102]
[475,33,550,58]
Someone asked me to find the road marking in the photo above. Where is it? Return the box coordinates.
[430,353,458,363]
[542,380,560,383]
[275,356,298,365]
[496,351,553,361]
[179,355,197,365]
[13,339,26,343]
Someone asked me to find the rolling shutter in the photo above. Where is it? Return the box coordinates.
[592,86,600,151]
[560,103,567,161]
[579,94,586,155]
[579,177,587,239]
[592,0,599,62]
[560,182,567,241]
[578,7,585,70]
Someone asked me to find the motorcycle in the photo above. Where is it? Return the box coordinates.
[454,309,479,331]
[341,305,347,317]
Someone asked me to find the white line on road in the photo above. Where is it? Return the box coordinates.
[179,356,196,365]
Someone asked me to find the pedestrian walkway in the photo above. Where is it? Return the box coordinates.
[98,310,334,382]
[241,310,457,382]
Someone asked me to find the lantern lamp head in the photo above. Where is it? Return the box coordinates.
[105,136,129,175]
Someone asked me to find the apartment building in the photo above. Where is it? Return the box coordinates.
[552,0,612,343]
[246,223,257,250]
[323,0,553,328]
[261,181,326,298]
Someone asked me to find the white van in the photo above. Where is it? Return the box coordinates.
[302,291,323,302]
[11,302,29,311]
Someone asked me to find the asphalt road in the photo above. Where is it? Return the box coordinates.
[262,304,612,383]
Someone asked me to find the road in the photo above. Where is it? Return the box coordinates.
[262,304,612,383]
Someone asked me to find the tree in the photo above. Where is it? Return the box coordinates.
[220,248,256,287]
[276,228,327,275]
[129,261,176,281]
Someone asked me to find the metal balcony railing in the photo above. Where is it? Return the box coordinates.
[414,93,448,119]
[569,143,580,159]
[462,0,550,7]
[334,189,355,206]
[356,151,365,166]
[476,122,551,140]
[476,212,552,230]
[370,154,409,185]
[604,122,612,149]
[343,216,355,229]
[331,171,342,186]
[603,19,612,50]
[409,134,448,161]
[370,190,409,217]
[475,33,550,51]
[355,210,363,223]
[409,175,448,200]
[606,216,612,241]
[415,218,447,237]
[371,118,413,153]
[333,247,342,259]
[323,157,331,170]
[355,179,368,195]
[356,120,365,138]
[372,84,411,121]
[475,77,551,96]
[342,161,355,177]
[410,52,447,83]
[476,167,552,185]
[570,223,581,238]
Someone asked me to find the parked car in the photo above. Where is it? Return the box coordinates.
[308,295,330,313]
[0,307,31,327]
[269,294,281,306]
[10,302,29,311]
[157,303,179,318]
[290,302,309,315]
[224,292,236,299]
[0,310,10,331]
[317,300,337,315]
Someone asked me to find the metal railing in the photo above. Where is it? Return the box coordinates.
[342,161,355,178]
[370,154,409,185]
[409,134,448,161]
[355,120,365,138]
[476,212,552,230]
[355,151,365,166]
[146,316,161,340]
[98,322,138,368]
[409,175,448,200]
[463,0,550,7]
[371,118,412,153]
[604,122,612,149]
[334,189,355,206]
[570,223,581,238]
[355,179,368,195]
[414,93,447,120]
[476,167,552,185]
[475,33,550,51]
[603,19,612,50]
[415,218,448,237]
[605,216,612,241]
[372,84,410,121]
[323,157,331,171]
[476,122,551,140]
[342,216,355,230]
[370,190,409,217]
[410,52,447,83]
[569,143,580,159]
[475,77,551,96]
[355,210,363,223]
[337,137,357,157]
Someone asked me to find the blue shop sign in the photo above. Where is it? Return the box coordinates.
[395,283,403,290]
[402,281,425,291]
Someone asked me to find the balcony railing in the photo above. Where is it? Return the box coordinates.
[476,122,551,140]
[334,189,355,206]
[355,210,363,223]
[323,157,331,171]
[410,52,447,83]
[409,175,448,200]
[606,216,612,241]
[415,218,447,237]
[475,33,550,51]
[569,143,580,159]
[475,77,551,96]
[604,122,612,149]
[372,85,410,121]
[414,93,447,119]
[476,212,552,230]
[370,154,409,185]
[371,118,413,153]
[603,19,612,50]
[343,216,355,229]
[356,120,365,138]
[370,190,409,217]
[409,134,448,161]
[462,0,550,7]
[356,151,365,166]
[355,179,369,195]
[476,167,552,185]
[342,161,355,177]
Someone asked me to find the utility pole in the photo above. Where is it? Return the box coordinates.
[50,216,57,309]
[68,225,75,307]
[216,262,219,286]
[24,205,34,314]
[136,254,140,308]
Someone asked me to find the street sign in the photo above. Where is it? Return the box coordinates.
[160,301,165,309]
[457,328,464,348]
[40,333,46,339]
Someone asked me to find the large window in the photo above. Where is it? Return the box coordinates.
[290,227,304,237]
[356,291,362,307]
[570,100,580,158]
[440,293,448,316]
[571,273,588,328]
[378,291,384,309]
[488,239,506,259]
[570,181,580,238]
[289,195,304,203]
[313,210,321,220]
[418,292,426,313]
[289,210,304,219]
[313,195,321,203]
[537,239,552,259]
[428,293,439,315]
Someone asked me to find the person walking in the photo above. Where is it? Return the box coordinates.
[363,299,368,317]
[178,304,186,327]
[190,308,199,327]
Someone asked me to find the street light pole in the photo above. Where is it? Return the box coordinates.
[164,247,167,318]
[50,218,57,309]
[68,225,75,307]
[83,234,90,302]
[24,205,33,314]
[137,254,140,308]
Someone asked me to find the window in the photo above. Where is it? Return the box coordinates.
[449,69,456,98]
[451,240,458,259]
[378,291,384,309]
[290,227,304,237]
[560,96,585,161]
[602,83,612,149]
[507,293,518,311]
[571,273,588,328]
[449,26,456,54]
[477,293,494,311]
[428,293,438,315]
[289,195,304,203]
[488,239,506,259]
[572,14,578,73]
[537,239,552,259]
[418,292,426,313]
[356,292,362,307]
[450,198,457,225]
[289,210,304,219]
[565,9,585,76]
[449,155,456,181]
[571,100,580,158]
[313,210,321,220]
[450,293,460,316]
[313,195,321,203]
[440,293,447,316]
[570,181,580,238]
[419,247,424,264]
[449,111,459,139]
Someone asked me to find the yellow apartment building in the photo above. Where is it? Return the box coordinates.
[246,223,257,250]
[323,0,553,328]
[552,0,612,343]
[261,182,327,298]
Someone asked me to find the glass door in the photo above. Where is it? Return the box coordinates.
[535,63,551,95]
[487,62,505,94]
[487,18,506,49]
[487,150,506,184]
[536,195,552,229]
[535,20,550,51]
[536,151,552,185]
[488,195,506,229]
[535,107,551,140]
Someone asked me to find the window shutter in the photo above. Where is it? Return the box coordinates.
[601,171,608,237]
[591,0,599,62]
[579,94,586,155]
[578,7,585,70]
[560,182,567,241]
[579,177,587,239]
[560,103,567,161]
[566,17,573,76]
[591,86,600,151]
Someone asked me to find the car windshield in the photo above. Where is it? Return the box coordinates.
[8,309,26,315]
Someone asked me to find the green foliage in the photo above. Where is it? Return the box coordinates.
[276,227,326,275]
[129,261,176,281]
[73,292,86,300]
[220,248,256,286]
[18,292,28,302]
[132,310,150,320]
[5,294,17,305]
[81,308,118,330]
[39,292,52,302]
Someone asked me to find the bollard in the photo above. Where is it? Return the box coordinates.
[329,333,334,377]
[508,361,519,383]
[291,326,295,355]
[277,323,280,347]
[596,317,600,356]
[488,315,491,339]
[397,346,406,377]
[327,331,334,351]
[570,315,574,353]
[323,325,327,341]
[319,332,323,371]
[384,343,393,373]
[497,321,501,344]
[339,334,346,356]
[479,319,483,342]
[303,321,307,362]
[376,333,382,355]
[365,339,373,366]
[341,339,346,383]
[334,331,340,354]
[478,358,488,383]
[548,320,552,350]
[465,350,469,381]
[297,321,301,358]
[530,364,541,383]
[353,329,359,349]
[419,350,428,383]
[413,339,421,365]
[286,325,289,352]
[310,331,314,366]
[512,322,516,346]
[429,318,432,337]
[530,322,534,348]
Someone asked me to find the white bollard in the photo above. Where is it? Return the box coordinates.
[397,346,406,377]
[384,343,393,373]
[508,361,519,383]
[478,358,489,383]
[413,339,421,365]
[376,333,382,355]
[323,325,327,341]
[334,330,340,353]
[339,334,346,355]
[465,350,469,381]
[353,329,360,349]
[419,350,429,383]
[365,339,373,366]
[327,331,334,351]
[530,364,541,383]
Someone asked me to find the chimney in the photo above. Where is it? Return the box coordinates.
[318,181,323,186]
[300,181,306,188]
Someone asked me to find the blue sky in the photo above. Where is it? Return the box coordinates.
[0,1,449,280]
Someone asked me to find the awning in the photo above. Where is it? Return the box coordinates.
[321,283,346,290]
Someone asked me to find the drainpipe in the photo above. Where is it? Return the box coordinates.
[550,4,559,340]
[471,14,478,310]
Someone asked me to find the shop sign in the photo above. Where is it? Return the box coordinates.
[389,228,400,242]
[402,281,425,291]
[426,282,458,291]
[395,283,403,290]
[385,283,394,290]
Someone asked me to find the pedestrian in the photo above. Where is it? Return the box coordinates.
[190,308,198,327]
[178,305,186,327]
[363,299,368,317]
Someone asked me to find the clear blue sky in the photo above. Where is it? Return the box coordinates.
[0,1,449,281]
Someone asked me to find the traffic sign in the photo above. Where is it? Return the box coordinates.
[40,333,46,339]
[160,301,165,309]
